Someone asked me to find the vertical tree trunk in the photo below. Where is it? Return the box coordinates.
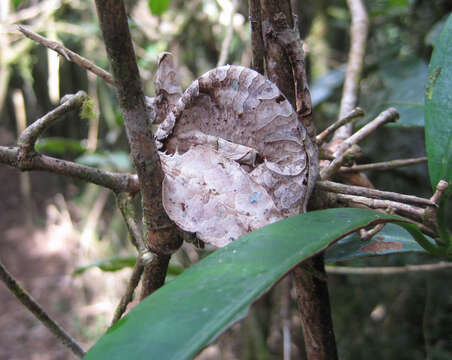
[94,0,182,297]
[255,1,338,358]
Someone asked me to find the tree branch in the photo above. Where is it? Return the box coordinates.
[110,259,144,326]
[217,0,238,67]
[8,149,138,193]
[0,92,139,193]
[321,107,399,180]
[333,0,368,140]
[17,91,87,156]
[94,0,181,298]
[326,262,452,275]
[17,25,156,108]
[0,259,86,358]
[17,25,116,87]
[316,107,364,145]
[259,2,337,359]
[316,180,436,207]
[339,157,427,173]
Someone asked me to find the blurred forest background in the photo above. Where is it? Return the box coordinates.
[0,0,451,359]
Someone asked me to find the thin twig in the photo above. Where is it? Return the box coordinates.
[0,146,139,193]
[316,107,364,145]
[17,25,116,86]
[115,192,146,253]
[360,223,385,241]
[321,107,399,180]
[430,180,449,204]
[110,259,144,326]
[334,193,425,220]
[316,180,436,207]
[326,262,452,275]
[0,259,86,358]
[17,25,156,106]
[339,157,428,173]
[18,91,87,156]
[333,0,368,140]
[217,0,238,67]
[281,277,291,360]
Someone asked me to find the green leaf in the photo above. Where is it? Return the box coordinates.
[73,256,184,276]
[425,16,448,47]
[76,151,132,171]
[148,0,172,16]
[73,256,137,275]
[425,13,452,190]
[35,137,87,156]
[84,208,416,360]
[325,223,429,263]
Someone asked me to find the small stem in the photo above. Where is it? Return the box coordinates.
[333,0,368,140]
[18,91,87,156]
[110,259,144,326]
[326,262,452,275]
[281,277,291,360]
[316,180,436,207]
[340,157,427,173]
[18,25,116,86]
[18,25,155,105]
[321,107,399,180]
[115,192,145,252]
[0,259,86,358]
[360,223,385,241]
[0,146,139,193]
[430,180,449,204]
[316,107,364,145]
[217,0,238,67]
[334,193,425,220]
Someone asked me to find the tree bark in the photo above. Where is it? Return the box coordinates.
[94,0,182,297]
[257,0,338,358]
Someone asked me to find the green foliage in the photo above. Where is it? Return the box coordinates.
[370,57,428,127]
[148,0,172,16]
[73,256,183,276]
[425,14,452,190]
[76,151,132,171]
[35,137,87,156]
[83,208,424,360]
[80,97,98,121]
[73,256,136,275]
[12,0,25,7]
[425,14,452,248]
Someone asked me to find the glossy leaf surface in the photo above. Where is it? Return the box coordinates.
[379,58,427,127]
[425,13,452,190]
[84,209,413,360]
